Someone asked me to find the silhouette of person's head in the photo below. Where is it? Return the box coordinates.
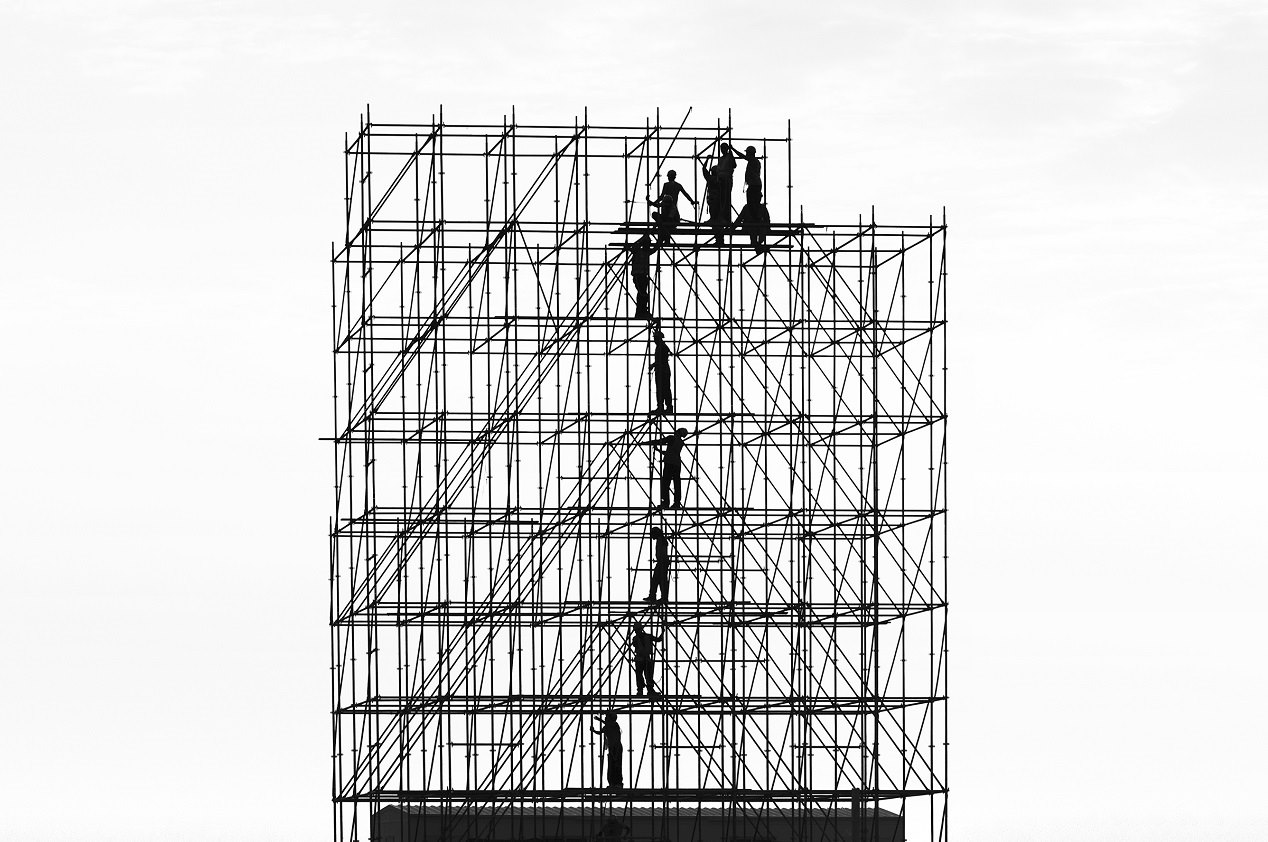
[745,145,757,158]
[605,711,617,724]
[666,170,677,181]
[675,427,688,438]
[635,233,651,248]
[653,329,664,341]
[720,143,732,155]
[633,621,645,634]
[650,526,663,538]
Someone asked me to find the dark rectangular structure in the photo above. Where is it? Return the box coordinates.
[372,805,903,842]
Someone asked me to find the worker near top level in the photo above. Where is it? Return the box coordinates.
[648,170,695,242]
[737,145,762,204]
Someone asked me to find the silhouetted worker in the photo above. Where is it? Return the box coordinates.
[650,329,674,413]
[738,145,762,204]
[735,200,771,254]
[644,526,672,603]
[648,170,695,242]
[647,427,689,509]
[630,621,664,697]
[627,234,657,319]
[715,142,737,195]
[592,712,623,788]
[697,157,730,245]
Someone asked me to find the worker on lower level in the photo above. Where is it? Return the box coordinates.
[592,712,623,788]
[630,621,664,697]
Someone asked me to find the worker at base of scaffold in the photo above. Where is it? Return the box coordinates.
[592,712,623,788]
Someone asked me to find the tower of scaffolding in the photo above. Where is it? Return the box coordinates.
[330,109,949,842]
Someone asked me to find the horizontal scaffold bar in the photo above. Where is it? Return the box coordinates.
[333,507,943,539]
[335,694,945,717]
[333,413,943,448]
[336,787,946,804]
[331,319,944,357]
[334,599,946,628]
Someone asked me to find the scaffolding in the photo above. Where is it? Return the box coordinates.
[330,109,948,842]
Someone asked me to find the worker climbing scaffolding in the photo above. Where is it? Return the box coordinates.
[650,328,674,413]
[644,427,690,510]
[643,525,672,603]
[629,620,664,698]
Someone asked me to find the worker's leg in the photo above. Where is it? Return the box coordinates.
[635,659,650,696]
[608,751,622,787]
[634,276,650,318]
[650,569,668,602]
[671,474,682,508]
[659,474,671,508]
[656,373,671,413]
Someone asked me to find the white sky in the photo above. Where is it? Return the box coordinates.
[1,1,1265,839]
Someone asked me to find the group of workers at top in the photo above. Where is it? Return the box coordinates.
[589,143,773,791]
[645,142,770,251]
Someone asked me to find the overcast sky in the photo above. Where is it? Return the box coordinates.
[2,1,1265,840]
